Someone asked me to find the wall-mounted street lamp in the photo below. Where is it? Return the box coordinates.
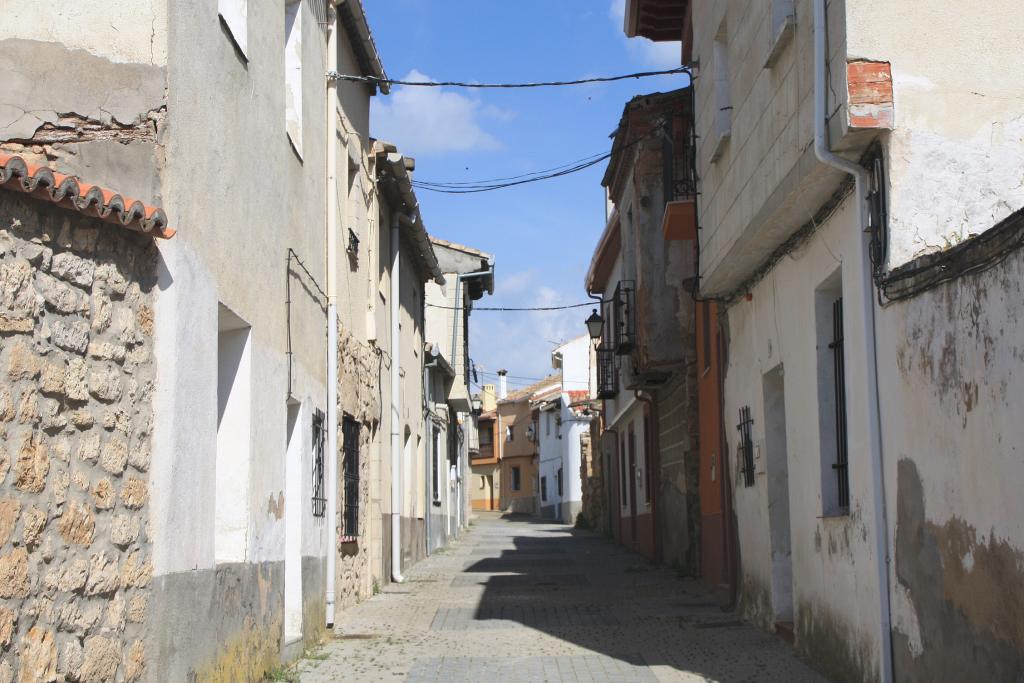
[585,308,605,341]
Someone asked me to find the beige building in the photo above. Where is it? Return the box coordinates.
[423,238,495,552]
[0,1,459,679]
[624,0,1024,681]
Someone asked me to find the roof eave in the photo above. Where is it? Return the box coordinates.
[337,0,390,94]
[378,151,445,285]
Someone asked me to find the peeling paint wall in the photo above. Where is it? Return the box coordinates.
[722,195,882,677]
[845,0,1024,267]
[879,245,1024,682]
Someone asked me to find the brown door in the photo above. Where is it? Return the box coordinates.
[697,301,730,602]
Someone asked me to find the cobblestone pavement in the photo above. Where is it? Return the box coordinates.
[297,513,828,683]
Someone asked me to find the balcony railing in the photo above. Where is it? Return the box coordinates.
[596,346,618,399]
[612,280,636,355]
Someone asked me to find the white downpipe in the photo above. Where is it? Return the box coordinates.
[324,1,339,628]
[812,2,892,681]
[390,212,405,583]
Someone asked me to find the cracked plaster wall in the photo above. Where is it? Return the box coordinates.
[878,245,1024,681]
[845,0,1024,267]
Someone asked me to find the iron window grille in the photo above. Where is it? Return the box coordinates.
[342,415,360,537]
[661,113,699,202]
[612,281,637,355]
[511,466,522,492]
[737,406,755,488]
[829,297,850,510]
[866,149,888,278]
[596,346,618,399]
[431,425,440,503]
[312,409,327,517]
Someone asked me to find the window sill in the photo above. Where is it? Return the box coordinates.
[764,16,795,69]
[819,508,850,521]
[710,131,731,163]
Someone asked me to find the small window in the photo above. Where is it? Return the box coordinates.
[737,406,754,488]
[815,268,848,514]
[511,466,522,492]
[479,424,493,447]
[765,0,795,67]
[541,476,548,502]
[546,414,551,436]
[506,425,514,442]
[866,147,888,273]
[218,0,249,59]
[431,426,441,503]
[711,21,731,162]
[284,0,303,156]
[556,467,563,497]
[341,415,359,535]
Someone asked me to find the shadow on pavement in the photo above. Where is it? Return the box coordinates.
[453,515,827,682]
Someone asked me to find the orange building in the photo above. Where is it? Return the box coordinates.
[470,410,500,511]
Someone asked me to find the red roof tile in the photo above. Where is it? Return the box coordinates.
[0,153,174,239]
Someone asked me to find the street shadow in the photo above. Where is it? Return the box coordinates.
[448,517,827,682]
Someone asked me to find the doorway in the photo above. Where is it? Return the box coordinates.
[762,365,793,624]
[284,400,303,642]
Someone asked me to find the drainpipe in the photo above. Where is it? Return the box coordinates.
[390,211,411,583]
[813,2,892,680]
[324,1,340,628]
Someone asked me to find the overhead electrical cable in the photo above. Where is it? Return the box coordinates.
[409,124,664,194]
[326,66,691,89]
[425,301,603,312]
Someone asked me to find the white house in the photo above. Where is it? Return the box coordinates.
[537,336,594,524]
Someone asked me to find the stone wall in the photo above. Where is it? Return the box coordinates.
[335,328,382,612]
[0,193,157,682]
[578,427,605,534]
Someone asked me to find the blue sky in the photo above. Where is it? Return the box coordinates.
[365,0,685,391]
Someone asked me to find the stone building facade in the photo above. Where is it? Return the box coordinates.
[584,89,701,572]
[624,0,1024,680]
[0,154,172,682]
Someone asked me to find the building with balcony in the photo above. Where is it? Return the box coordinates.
[625,1,1024,681]
[584,87,702,569]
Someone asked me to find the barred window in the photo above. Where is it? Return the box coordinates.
[342,415,360,538]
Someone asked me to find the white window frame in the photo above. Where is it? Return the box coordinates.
[765,0,795,68]
[284,0,304,157]
[218,0,249,59]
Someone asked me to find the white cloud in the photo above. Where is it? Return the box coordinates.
[609,0,683,69]
[371,70,508,156]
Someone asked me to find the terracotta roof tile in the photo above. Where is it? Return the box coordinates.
[0,153,174,239]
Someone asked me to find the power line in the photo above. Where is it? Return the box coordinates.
[410,123,665,194]
[413,155,609,194]
[326,66,691,89]
[426,301,602,312]
[412,150,610,188]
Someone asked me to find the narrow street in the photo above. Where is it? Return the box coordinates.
[298,513,825,682]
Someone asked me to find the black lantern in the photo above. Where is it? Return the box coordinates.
[585,308,605,340]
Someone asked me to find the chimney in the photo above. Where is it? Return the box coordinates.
[497,369,508,400]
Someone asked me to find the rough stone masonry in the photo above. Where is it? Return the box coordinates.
[0,192,158,683]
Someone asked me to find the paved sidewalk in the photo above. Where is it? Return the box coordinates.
[297,514,827,682]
